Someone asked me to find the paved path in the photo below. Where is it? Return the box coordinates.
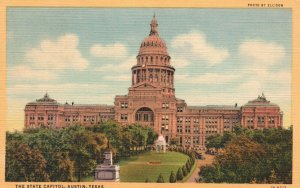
[186,154,215,182]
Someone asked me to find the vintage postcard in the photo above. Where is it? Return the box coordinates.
[0,1,299,188]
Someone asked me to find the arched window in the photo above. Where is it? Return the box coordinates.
[151,56,153,63]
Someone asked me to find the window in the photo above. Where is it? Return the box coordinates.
[177,117,183,123]
[144,114,148,121]
[193,118,199,123]
[268,117,275,124]
[121,102,128,109]
[73,116,78,122]
[38,114,44,121]
[185,125,191,133]
[185,117,191,123]
[121,114,128,121]
[177,125,182,133]
[193,126,199,133]
[185,136,191,144]
[65,116,70,122]
[165,124,169,130]
[258,116,265,124]
[193,137,199,144]
[177,107,183,112]
[162,103,169,109]
[162,115,169,121]
[247,117,254,124]
[48,114,54,121]
[30,114,35,121]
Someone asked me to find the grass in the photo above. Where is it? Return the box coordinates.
[82,176,94,182]
[119,151,189,182]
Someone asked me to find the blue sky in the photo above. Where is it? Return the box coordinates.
[6,8,291,131]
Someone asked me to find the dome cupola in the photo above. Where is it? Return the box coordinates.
[131,15,175,97]
[138,15,169,57]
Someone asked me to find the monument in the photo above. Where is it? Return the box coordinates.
[94,150,120,182]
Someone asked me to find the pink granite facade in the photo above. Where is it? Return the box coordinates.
[24,16,283,150]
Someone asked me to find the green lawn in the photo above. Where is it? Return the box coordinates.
[118,151,189,182]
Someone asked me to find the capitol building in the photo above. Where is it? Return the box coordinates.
[24,16,283,150]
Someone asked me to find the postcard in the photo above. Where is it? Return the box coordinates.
[0,1,299,188]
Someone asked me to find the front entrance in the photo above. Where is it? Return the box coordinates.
[135,107,154,127]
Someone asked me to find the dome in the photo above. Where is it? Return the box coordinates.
[138,15,169,56]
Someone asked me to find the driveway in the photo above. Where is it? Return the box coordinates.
[186,154,214,182]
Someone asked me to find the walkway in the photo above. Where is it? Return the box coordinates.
[186,154,215,182]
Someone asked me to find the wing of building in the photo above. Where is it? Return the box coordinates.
[24,16,283,150]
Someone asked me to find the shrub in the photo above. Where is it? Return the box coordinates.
[169,171,176,183]
[156,173,164,183]
[182,165,188,176]
[186,161,191,172]
[176,167,183,180]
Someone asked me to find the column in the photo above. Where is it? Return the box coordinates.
[254,115,257,129]
[265,115,268,128]
[220,116,224,135]
[244,116,247,128]
[35,112,38,127]
[44,112,47,127]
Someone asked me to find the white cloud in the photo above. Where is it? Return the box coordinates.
[90,43,128,59]
[239,39,285,67]
[26,34,89,70]
[7,83,107,97]
[103,75,131,81]
[171,57,190,68]
[176,73,240,84]
[7,65,58,81]
[96,56,135,73]
[171,31,229,65]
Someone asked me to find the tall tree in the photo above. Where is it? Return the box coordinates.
[6,141,49,181]
[63,126,107,182]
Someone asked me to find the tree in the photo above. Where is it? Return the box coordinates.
[91,121,122,152]
[156,173,165,183]
[200,127,292,183]
[64,126,107,182]
[199,165,220,183]
[48,151,75,181]
[268,169,278,183]
[206,134,223,152]
[176,167,183,180]
[182,165,188,176]
[170,137,179,145]
[5,141,49,181]
[145,178,150,182]
[186,160,191,172]
[169,171,176,183]
[120,130,133,157]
